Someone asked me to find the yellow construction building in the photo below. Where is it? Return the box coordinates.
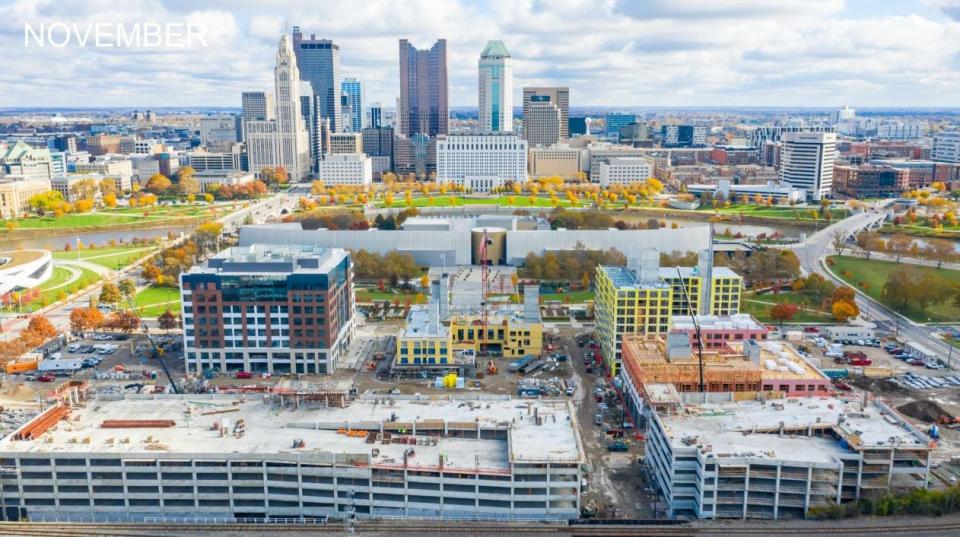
[395,290,544,369]
[659,266,743,316]
[595,251,743,376]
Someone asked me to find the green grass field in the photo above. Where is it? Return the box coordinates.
[4,203,231,231]
[133,286,181,317]
[53,245,159,269]
[705,204,848,221]
[828,255,960,323]
[11,265,103,312]
[741,290,834,324]
[375,195,578,209]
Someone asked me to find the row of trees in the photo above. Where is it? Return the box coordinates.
[719,250,802,288]
[69,307,179,333]
[519,245,626,283]
[854,231,958,267]
[351,250,420,287]
[808,482,960,519]
[767,276,860,326]
[881,267,957,314]
[0,315,58,362]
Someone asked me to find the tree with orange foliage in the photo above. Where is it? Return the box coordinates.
[26,315,57,339]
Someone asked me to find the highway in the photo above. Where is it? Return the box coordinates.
[784,207,956,365]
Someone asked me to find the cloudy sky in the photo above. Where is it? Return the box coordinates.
[1,0,959,109]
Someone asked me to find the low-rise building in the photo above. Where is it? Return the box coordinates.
[0,141,53,182]
[180,244,355,375]
[833,165,909,198]
[74,157,133,181]
[595,157,655,187]
[670,314,769,349]
[317,154,373,186]
[0,178,51,218]
[646,396,933,520]
[194,171,256,193]
[685,179,805,204]
[0,390,584,521]
[527,145,584,179]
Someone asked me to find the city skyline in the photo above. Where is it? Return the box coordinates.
[2,0,960,109]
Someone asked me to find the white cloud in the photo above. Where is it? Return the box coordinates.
[0,0,957,107]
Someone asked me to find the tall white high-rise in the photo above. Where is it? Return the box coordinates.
[478,40,513,133]
[779,132,837,201]
[247,35,312,181]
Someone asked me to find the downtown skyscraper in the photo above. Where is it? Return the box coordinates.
[245,34,311,180]
[478,40,513,132]
[293,27,342,132]
[398,38,448,137]
[341,78,363,132]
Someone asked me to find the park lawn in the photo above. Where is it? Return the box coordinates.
[15,265,102,312]
[53,245,159,268]
[376,195,581,209]
[7,212,146,229]
[741,290,834,324]
[106,204,233,217]
[134,286,181,317]
[828,255,960,323]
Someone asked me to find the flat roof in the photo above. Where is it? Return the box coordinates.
[401,304,448,339]
[1,396,583,467]
[599,266,670,290]
[730,340,827,381]
[660,266,740,280]
[659,397,931,463]
[190,244,347,275]
[671,314,765,331]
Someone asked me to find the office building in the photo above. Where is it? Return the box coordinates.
[361,127,394,158]
[340,78,363,132]
[317,154,372,186]
[199,115,240,152]
[932,132,960,164]
[369,102,383,129]
[646,397,933,520]
[779,132,836,201]
[661,125,707,148]
[523,100,561,147]
[747,125,833,151]
[528,145,584,179]
[0,389,583,522]
[49,152,66,178]
[833,164,910,198]
[85,134,122,156]
[435,134,527,190]
[0,178,51,218]
[51,135,78,154]
[595,157,654,187]
[180,244,354,375]
[523,87,569,140]
[605,114,637,139]
[569,117,588,136]
[399,39,448,137]
[241,91,274,140]
[245,35,312,181]
[477,41,513,133]
[328,132,363,155]
[293,28,342,133]
[0,141,53,182]
[831,105,855,124]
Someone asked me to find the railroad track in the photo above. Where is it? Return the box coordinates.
[1,519,959,537]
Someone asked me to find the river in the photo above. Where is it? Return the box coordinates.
[0,226,194,252]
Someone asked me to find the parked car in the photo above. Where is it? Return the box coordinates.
[37,374,55,382]
[594,414,604,426]
[607,441,629,452]
[803,327,819,333]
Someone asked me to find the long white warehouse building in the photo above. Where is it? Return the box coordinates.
[239,219,712,267]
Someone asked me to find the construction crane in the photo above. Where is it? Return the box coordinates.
[121,284,180,394]
[675,267,705,393]
[478,228,491,354]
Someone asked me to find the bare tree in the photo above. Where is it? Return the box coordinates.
[831,230,848,255]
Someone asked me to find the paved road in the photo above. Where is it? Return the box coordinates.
[783,208,956,366]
